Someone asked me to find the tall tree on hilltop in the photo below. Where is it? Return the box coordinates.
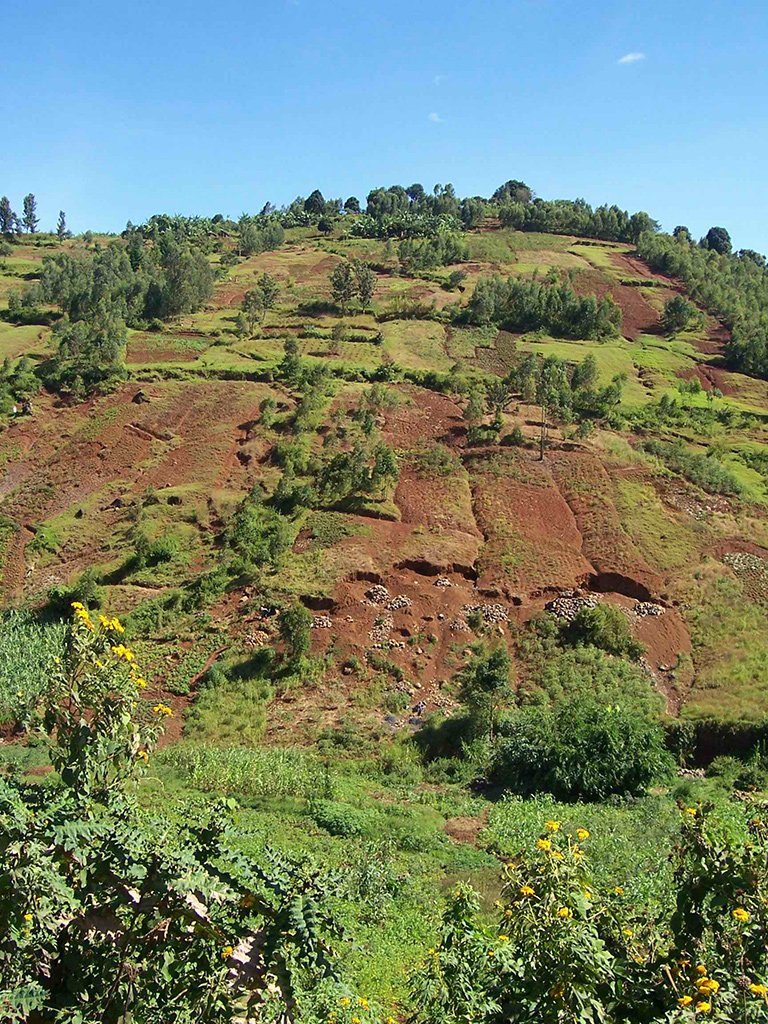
[304,189,326,217]
[0,197,17,235]
[703,226,732,255]
[22,194,39,234]
[56,210,68,240]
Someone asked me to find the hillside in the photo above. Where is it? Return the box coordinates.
[2,213,768,738]
[4,191,768,1018]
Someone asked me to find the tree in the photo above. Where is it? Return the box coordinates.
[459,644,512,740]
[343,196,361,214]
[491,179,533,205]
[304,189,326,217]
[318,215,334,235]
[0,197,16,235]
[673,225,691,242]
[352,260,376,309]
[661,294,699,334]
[256,271,279,317]
[703,226,732,255]
[278,602,312,664]
[56,210,68,240]
[329,260,356,314]
[22,194,38,234]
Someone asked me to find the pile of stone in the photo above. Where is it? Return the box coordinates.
[723,551,768,601]
[311,615,333,629]
[435,576,453,588]
[369,613,394,644]
[244,629,270,647]
[387,594,412,610]
[633,601,664,618]
[365,584,390,605]
[462,603,509,624]
[545,594,598,621]
[449,618,470,632]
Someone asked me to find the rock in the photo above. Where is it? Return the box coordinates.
[311,615,333,629]
[462,602,509,624]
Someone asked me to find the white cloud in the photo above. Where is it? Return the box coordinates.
[617,52,645,64]
[428,112,443,123]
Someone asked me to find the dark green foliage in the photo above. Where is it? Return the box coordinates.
[226,492,295,569]
[703,226,732,254]
[56,210,68,240]
[398,232,468,273]
[661,294,699,333]
[46,304,128,393]
[464,274,622,340]
[637,231,768,379]
[415,444,462,477]
[491,699,673,800]
[317,441,398,506]
[497,197,658,243]
[21,194,38,234]
[490,179,534,205]
[238,214,284,256]
[562,604,644,659]
[0,197,17,235]
[278,603,312,663]
[458,644,513,739]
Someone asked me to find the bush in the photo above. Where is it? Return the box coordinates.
[562,604,644,659]
[491,699,673,800]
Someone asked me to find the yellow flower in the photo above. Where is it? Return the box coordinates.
[685,807,698,816]
[623,928,634,938]
[71,601,84,611]
[137,750,149,762]
[544,820,561,832]
[698,979,719,995]
[572,849,584,862]
[696,965,707,976]
[556,907,572,919]
[112,644,135,662]
[551,850,564,861]
[23,912,33,922]
[613,886,625,895]
[135,677,148,688]
[678,995,693,1007]
[695,1002,711,1014]
[519,885,535,896]
[750,983,768,997]
[487,949,495,957]
[498,934,509,942]
[576,827,590,841]
[583,888,593,900]
[357,998,368,1009]
[339,998,351,1006]
[351,1018,361,1024]
[152,703,173,717]
[536,838,551,852]
[504,908,513,918]
[222,945,234,959]
[733,907,750,923]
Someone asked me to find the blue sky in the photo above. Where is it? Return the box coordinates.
[2,0,767,251]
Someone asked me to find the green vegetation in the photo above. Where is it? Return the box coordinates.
[3,178,768,1019]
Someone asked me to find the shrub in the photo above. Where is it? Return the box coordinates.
[562,604,644,660]
[491,699,673,800]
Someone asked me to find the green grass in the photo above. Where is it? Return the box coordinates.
[683,564,768,720]
[614,477,707,572]
[0,610,67,721]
